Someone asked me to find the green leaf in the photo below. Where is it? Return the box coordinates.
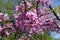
[32,31,53,40]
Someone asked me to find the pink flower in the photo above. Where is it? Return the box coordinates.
[13,14,18,18]
[26,11,37,18]
[38,0,51,6]
[3,14,9,21]
[26,2,32,8]
[0,19,2,22]
[0,13,3,16]
[42,0,49,3]
[16,6,19,11]
[5,31,10,36]
[46,0,51,6]
[0,26,2,32]
[15,5,23,12]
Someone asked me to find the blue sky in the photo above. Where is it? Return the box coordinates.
[3,0,60,7]
[50,0,60,39]
[51,31,60,38]
[51,0,60,7]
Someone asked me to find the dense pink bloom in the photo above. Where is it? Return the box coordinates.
[0,0,60,39]
[16,7,58,34]
[15,0,59,36]
[17,11,40,34]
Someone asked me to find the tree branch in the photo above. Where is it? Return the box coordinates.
[23,0,27,12]
[49,5,60,21]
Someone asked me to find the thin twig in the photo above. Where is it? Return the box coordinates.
[36,1,39,15]
[23,0,27,12]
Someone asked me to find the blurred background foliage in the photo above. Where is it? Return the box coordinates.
[0,0,13,17]
[0,0,22,18]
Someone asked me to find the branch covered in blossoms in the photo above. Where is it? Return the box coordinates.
[16,0,60,35]
[0,0,60,40]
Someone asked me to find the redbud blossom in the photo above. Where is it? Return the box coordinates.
[26,2,32,8]
[3,14,9,21]
[0,26,2,32]
[0,13,3,16]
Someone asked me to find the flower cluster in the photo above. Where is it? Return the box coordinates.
[0,0,60,40]
[16,0,60,35]
[0,13,16,37]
